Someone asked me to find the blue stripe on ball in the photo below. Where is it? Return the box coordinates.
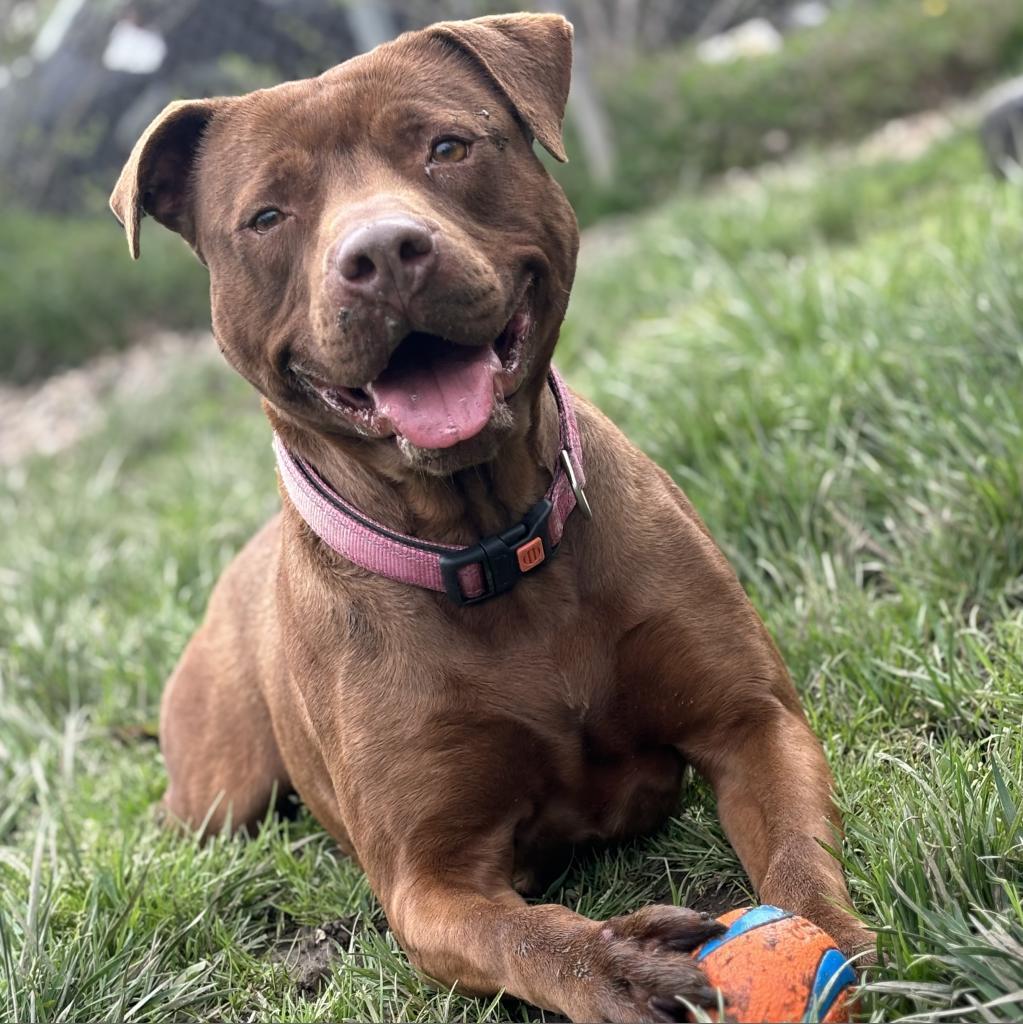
[802,947,856,1021]
[695,904,793,961]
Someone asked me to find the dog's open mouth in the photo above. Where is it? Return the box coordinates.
[301,295,533,450]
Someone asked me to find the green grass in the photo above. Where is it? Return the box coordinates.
[2,138,1023,1020]
[0,212,208,384]
[555,0,1023,223]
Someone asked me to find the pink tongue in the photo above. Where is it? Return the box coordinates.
[369,336,501,450]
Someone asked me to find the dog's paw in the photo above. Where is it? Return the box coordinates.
[830,919,878,966]
[580,906,727,1023]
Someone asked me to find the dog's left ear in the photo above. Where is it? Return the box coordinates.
[426,14,573,162]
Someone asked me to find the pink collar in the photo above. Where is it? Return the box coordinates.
[273,367,590,605]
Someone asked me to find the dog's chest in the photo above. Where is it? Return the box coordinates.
[498,638,685,884]
[279,565,686,862]
[510,718,686,893]
[411,600,686,850]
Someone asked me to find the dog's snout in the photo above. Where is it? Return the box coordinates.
[334,216,436,298]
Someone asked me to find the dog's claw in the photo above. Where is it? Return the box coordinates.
[607,905,725,949]
[664,919,726,953]
[650,984,721,1012]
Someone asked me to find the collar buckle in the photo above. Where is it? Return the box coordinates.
[439,497,555,606]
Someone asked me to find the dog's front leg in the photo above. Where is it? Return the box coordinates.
[380,876,724,1023]
[345,726,724,1023]
[619,583,873,960]
[689,703,874,959]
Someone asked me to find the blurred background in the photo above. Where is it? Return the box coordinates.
[2,0,1023,400]
[4,6,1023,1021]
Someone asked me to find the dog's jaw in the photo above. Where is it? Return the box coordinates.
[290,285,536,453]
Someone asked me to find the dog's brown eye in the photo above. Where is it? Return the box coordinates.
[430,138,469,164]
[251,208,284,233]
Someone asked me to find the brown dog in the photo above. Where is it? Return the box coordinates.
[111,13,870,1022]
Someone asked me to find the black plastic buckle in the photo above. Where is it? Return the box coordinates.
[439,498,556,606]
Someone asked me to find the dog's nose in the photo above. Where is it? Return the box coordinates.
[334,216,436,298]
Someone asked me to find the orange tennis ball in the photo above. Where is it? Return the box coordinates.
[693,906,856,1023]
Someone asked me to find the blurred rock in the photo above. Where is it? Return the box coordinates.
[0,0,405,213]
[696,18,783,65]
[0,330,218,466]
[762,128,791,155]
[788,2,829,29]
[858,109,957,165]
[980,76,1023,178]
[101,19,166,74]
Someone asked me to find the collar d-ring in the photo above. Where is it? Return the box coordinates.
[560,449,592,520]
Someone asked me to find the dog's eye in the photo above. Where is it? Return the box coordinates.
[251,208,285,233]
[430,138,469,164]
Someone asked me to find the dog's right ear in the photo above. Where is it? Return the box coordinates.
[110,98,224,260]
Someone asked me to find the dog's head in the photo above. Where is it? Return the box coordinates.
[111,14,578,476]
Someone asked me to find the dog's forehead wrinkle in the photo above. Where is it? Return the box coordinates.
[371,103,488,145]
[243,156,320,200]
[362,39,517,129]
[209,80,353,160]
[201,129,323,210]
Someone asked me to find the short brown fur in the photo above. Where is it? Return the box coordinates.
[112,14,871,1022]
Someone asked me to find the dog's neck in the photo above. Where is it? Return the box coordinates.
[269,381,561,548]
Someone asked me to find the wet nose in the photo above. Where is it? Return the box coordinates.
[334,216,436,298]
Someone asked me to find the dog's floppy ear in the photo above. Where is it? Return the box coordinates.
[426,14,573,162]
[109,98,224,259]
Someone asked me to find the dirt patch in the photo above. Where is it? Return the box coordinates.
[718,98,979,201]
[274,915,386,994]
[654,885,749,919]
[0,330,218,467]
[685,888,749,918]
